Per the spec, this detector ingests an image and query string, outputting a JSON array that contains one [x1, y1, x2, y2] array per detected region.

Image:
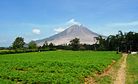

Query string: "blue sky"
[[0, 0, 138, 47]]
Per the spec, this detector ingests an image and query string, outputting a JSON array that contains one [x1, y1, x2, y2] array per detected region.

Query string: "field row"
[[0, 51, 121, 83]]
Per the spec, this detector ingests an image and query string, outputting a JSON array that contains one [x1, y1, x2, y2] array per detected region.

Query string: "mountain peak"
[[69, 24, 83, 28], [66, 24, 89, 32], [36, 24, 102, 46]]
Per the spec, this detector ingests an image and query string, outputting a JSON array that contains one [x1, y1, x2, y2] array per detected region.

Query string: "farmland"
[[0, 51, 121, 84], [126, 54, 138, 84]]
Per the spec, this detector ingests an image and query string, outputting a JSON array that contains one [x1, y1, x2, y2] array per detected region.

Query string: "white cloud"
[[54, 27, 65, 34], [66, 19, 81, 26], [53, 19, 82, 34], [32, 28, 41, 34]]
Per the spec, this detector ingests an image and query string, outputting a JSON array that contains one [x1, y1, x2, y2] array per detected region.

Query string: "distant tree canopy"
[[95, 35, 106, 50], [49, 43, 54, 49], [70, 38, 80, 51], [37, 42, 56, 51], [9, 31, 138, 53], [28, 41, 37, 49], [12, 37, 25, 49], [96, 31, 138, 52], [42, 41, 48, 49]]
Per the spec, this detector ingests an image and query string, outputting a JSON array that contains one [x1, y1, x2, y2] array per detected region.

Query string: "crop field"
[[0, 51, 121, 84], [126, 54, 138, 84]]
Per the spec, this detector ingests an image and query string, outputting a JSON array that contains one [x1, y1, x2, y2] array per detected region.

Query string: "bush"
[[0, 48, 57, 55], [0, 50, 16, 54]]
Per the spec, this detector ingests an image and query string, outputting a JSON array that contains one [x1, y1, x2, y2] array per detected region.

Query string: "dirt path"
[[85, 60, 116, 84], [114, 53, 128, 84]]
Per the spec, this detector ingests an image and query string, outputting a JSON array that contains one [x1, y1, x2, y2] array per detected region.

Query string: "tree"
[[106, 35, 118, 51], [42, 41, 48, 49], [28, 41, 37, 49], [95, 36, 106, 50], [49, 43, 54, 48], [12, 37, 25, 49], [70, 38, 80, 51], [48, 43, 56, 50]]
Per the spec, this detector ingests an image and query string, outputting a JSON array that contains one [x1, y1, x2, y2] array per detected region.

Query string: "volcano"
[[36, 25, 104, 46]]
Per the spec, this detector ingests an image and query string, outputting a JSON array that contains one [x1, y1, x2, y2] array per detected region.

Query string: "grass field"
[[126, 54, 138, 84], [0, 51, 121, 84]]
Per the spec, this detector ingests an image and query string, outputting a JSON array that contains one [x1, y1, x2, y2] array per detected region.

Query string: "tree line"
[[95, 31, 138, 52], [0, 31, 138, 54], [11, 37, 97, 51]]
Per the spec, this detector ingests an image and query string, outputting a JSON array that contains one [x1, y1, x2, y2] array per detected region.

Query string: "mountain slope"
[[36, 25, 102, 46]]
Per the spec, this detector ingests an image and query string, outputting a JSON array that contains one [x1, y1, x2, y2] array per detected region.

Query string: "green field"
[[0, 51, 120, 84], [126, 54, 138, 84]]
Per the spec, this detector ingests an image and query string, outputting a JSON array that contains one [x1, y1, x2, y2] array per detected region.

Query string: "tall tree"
[[42, 41, 48, 49], [49, 43, 54, 49], [95, 36, 106, 50], [12, 37, 25, 49], [70, 38, 80, 51], [28, 41, 37, 49]]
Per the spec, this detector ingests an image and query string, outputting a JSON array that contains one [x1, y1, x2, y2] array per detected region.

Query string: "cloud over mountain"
[[32, 28, 41, 34], [67, 19, 81, 26], [54, 27, 65, 34]]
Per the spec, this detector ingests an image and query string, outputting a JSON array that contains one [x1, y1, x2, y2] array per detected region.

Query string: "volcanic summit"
[[36, 25, 103, 46]]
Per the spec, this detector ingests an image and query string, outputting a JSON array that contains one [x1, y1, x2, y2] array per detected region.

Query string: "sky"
[[0, 0, 138, 47]]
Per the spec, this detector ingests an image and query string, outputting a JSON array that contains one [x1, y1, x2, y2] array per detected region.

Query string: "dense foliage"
[[12, 37, 25, 49], [69, 38, 80, 50], [0, 51, 120, 83], [28, 41, 37, 49], [96, 31, 138, 52]]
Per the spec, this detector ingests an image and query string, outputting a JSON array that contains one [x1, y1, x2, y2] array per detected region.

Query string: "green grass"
[[97, 76, 112, 84], [0, 51, 120, 84], [126, 54, 138, 84]]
